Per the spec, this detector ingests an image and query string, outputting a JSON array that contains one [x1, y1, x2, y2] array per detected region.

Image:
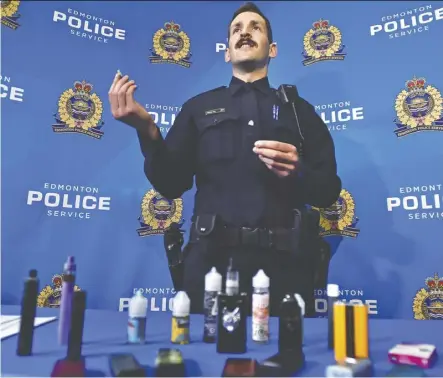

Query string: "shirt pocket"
[[271, 120, 301, 148], [195, 113, 238, 163]]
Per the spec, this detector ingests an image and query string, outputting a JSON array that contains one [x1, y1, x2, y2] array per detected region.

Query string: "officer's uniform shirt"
[[138, 76, 341, 229], [138, 76, 341, 313]]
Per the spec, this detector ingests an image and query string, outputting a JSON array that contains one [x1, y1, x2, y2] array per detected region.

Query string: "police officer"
[[109, 2, 341, 315]]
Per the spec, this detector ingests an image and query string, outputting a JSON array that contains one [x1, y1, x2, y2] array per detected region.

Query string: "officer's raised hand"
[[253, 140, 299, 178], [108, 71, 157, 137]]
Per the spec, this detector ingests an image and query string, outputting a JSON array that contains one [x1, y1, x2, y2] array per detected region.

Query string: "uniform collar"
[[229, 76, 272, 96]]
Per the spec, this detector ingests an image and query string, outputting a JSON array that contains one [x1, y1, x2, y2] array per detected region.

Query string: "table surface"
[[1, 306, 442, 377]]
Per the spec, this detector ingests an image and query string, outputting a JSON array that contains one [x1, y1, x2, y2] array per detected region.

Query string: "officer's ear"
[[225, 45, 231, 63], [268, 42, 277, 59]]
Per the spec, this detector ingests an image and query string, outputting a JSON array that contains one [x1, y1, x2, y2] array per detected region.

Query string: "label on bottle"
[[252, 293, 269, 342], [222, 306, 241, 332], [171, 315, 190, 344], [127, 316, 146, 344], [203, 290, 218, 340]]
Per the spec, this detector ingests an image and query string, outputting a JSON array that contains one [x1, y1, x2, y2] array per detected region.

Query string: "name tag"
[[205, 108, 225, 115]]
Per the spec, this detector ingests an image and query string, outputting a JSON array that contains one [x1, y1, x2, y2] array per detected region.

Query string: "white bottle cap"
[[205, 267, 222, 292], [128, 290, 148, 318], [327, 284, 340, 297], [172, 291, 190, 317], [294, 293, 305, 316], [252, 269, 270, 288]]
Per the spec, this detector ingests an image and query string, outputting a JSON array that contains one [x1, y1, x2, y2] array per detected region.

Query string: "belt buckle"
[[241, 227, 259, 246]]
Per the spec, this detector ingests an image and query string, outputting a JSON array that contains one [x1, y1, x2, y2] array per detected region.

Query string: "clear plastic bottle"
[[252, 269, 270, 343], [127, 290, 148, 344], [171, 291, 190, 344]]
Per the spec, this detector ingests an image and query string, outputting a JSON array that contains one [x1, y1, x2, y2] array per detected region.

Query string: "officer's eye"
[[232, 27, 240, 34], [253, 26, 261, 31]]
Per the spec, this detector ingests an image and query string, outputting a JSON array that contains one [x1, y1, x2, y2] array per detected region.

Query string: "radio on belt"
[[388, 343, 437, 369]]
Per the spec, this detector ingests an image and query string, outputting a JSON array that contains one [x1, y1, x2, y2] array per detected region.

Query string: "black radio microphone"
[[277, 84, 305, 156]]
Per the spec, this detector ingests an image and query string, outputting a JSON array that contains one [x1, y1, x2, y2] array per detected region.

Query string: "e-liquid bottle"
[[252, 269, 270, 343], [171, 291, 190, 344], [127, 290, 148, 344], [203, 267, 222, 343]]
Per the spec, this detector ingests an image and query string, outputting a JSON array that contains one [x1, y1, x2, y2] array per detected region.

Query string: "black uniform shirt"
[[138, 76, 341, 228]]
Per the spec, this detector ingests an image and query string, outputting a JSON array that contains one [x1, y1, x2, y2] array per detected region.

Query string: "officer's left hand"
[[253, 140, 299, 178]]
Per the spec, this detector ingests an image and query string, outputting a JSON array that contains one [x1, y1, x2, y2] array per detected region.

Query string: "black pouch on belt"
[[192, 214, 219, 251]]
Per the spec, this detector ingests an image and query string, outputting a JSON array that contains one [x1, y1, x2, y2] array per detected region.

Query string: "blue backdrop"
[[2, 0, 443, 320]]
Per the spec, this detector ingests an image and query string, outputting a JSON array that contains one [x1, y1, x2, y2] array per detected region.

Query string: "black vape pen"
[[67, 291, 87, 361], [17, 269, 39, 356]]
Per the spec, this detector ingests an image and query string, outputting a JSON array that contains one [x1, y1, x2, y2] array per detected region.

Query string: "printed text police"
[[369, 5, 443, 39], [27, 183, 111, 219], [53, 9, 126, 43]]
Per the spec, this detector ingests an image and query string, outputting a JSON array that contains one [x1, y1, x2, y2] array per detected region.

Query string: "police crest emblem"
[[1, 0, 21, 30], [149, 21, 192, 67], [302, 19, 346, 66], [37, 274, 81, 308], [394, 76, 443, 137], [313, 189, 360, 238], [52, 80, 105, 139], [413, 272, 443, 320], [137, 189, 184, 237]]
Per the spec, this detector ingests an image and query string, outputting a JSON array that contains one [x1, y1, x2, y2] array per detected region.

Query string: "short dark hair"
[[228, 2, 273, 43]]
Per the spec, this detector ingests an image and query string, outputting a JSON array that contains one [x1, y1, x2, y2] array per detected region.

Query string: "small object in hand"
[[109, 354, 145, 377], [325, 358, 373, 377], [155, 348, 185, 377], [222, 358, 257, 377]]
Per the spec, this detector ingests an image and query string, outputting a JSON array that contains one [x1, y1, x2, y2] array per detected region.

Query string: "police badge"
[[149, 21, 192, 67], [394, 76, 443, 137], [37, 274, 81, 308], [1, 0, 21, 30], [302, 19, 346, 66], [313, 189, 360, 238], [413, 273, 443, 320], [137, 189, 184, 237], [52, 80, 105, 139]]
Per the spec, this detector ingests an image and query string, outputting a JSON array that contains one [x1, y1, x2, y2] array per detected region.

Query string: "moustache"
[[235, 38, 257, 49]]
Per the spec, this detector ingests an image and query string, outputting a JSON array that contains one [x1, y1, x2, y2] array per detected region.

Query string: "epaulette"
[[207, 86, 227, 93]]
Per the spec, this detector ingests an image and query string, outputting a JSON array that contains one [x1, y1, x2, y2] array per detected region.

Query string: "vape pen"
[[17, 269, 39, 356], [58, 256, 76, 345]]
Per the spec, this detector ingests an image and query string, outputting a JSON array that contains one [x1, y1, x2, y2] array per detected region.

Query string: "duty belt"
[[190, 224, 299, 252]]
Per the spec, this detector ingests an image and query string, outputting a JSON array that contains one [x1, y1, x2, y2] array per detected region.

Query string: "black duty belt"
[[190, 224, 299, 252]]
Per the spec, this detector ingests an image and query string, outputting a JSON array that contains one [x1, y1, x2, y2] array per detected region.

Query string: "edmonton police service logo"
[[394, 76, 443, 137], [52, 80, 105, 139], [149, 21, 192, 67], [313, 189, 360, 238], [37, 274, 81, 308], [302, 19, 346, 66], [137, 189, 184, 237], [1, 0, 21, 30], [413, 272, 443, 320]]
